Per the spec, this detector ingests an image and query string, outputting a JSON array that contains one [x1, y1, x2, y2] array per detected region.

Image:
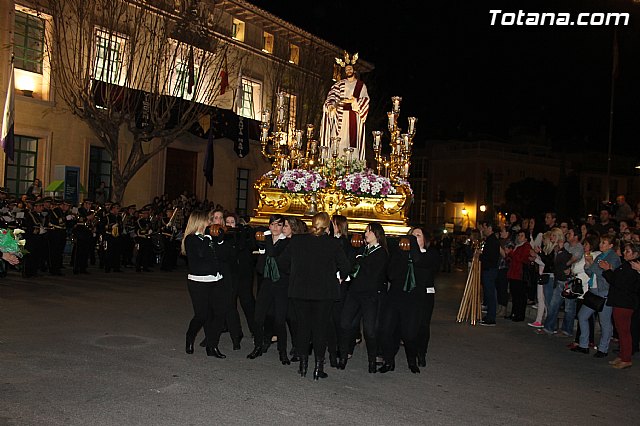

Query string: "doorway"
[[164, 148, 197, 201]]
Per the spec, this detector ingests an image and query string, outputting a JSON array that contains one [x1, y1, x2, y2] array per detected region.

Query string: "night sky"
[[250, 0, 640, 156]]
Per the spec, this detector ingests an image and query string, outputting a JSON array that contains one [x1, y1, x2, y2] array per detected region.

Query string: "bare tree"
[[38, 0, 238, 202]]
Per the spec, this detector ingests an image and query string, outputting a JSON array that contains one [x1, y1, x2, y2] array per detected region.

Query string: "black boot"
[[247, 345, 263, 359], [337, 357, 347, 370], [206, 346, 226, 358], [298, 355, 309, 377], [368, 360, 377, 374], [329, 352, 339, 368], [185, 336, 195, 355], [378, 360, 395, 373], [290, 347, 300, 363], [417, 353, 427, 367], [313, 357, 328, 380], [199, 338, 206, 348], [408, 363, 421, 374], [279, 351, 291, 365]]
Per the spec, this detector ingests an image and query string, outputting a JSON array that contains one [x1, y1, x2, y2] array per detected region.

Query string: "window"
[[237, 77, 262, 120], [262, 32, 274, 54], [4, 135, 38, 197], [232, 18, 245, 42], [14, 10, 44, 74], [289, 44, 299, 65], [236, 168, 249, 216], [88, 146, 112, 202], [94, 29, 127, 85], [170, 61, 199, 100]]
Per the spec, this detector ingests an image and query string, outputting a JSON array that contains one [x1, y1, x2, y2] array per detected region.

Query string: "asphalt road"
[[1, 263, 639, 426]]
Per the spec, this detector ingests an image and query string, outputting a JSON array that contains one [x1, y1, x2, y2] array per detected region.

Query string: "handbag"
[[537, 274, 550, 286], [582, 291, 606, 312]]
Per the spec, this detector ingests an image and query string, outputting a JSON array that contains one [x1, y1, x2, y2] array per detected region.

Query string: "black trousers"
[[416, 292, 435, 357], [496, 268, 509, 307], [103, 234, 121, 272], [254, 280, 289, 352], [234, 268, 257, 336], [224, 273, 244, 344], [327, 284, 348, 358], [135, 237, 153, 270], [340, 292, 379, 362], [293, 299, 333, 360], [509, 278, 527, 320], [186, 279, 229, 348], [46, 229, 66, 273], [379, 294, 420, 365], [72, 237, 91, 273]]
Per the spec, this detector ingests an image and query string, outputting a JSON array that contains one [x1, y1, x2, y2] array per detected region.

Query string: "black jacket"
[[387, 236, 441, 298], [604, 261, 640, 310], [184, 234, 222, 277], [480, 233, 500, 271], [283, 234, 350, 300], [256, 235, 290, 287], [348, 243, 389, 296]]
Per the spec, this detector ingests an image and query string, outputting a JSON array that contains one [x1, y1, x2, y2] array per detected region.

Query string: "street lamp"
[[461, 207, 470, 230]]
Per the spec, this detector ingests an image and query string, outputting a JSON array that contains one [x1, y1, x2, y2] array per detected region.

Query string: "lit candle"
[[387, 112, 396, 132], [262, 109, 271, 125], [277, 107, 285, 125], [277, 92, 285, 109], [401, 134, 410, 150], [331, 137, 340, 156], [306, 124, 314, 139], [391, 96, 402, 113], [260, 126, 269, 143], [295, 130, 303, 149], [407, 117, 417, 135], [372, 130, 382, 151]]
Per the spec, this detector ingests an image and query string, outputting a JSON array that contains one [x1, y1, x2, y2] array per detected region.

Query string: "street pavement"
[[1, 263, 639, 426]]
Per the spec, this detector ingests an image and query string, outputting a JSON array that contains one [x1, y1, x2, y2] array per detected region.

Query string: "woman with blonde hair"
[[528, 230, 556, 328], [181, 210, 229, 358], [283, 212, 350, 379]]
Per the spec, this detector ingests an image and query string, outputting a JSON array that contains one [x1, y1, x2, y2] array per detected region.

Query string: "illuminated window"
[[289, 44, 299, 65], [14, 10, 44, 74], [4, 135, 38, 197], [88, 146, 112, 201], [232, 18, 245, 42], [262, 32, 274, 54], [171, 61, 199, 100], [237, 77, 262, 120], [93, 29, 127, 85]]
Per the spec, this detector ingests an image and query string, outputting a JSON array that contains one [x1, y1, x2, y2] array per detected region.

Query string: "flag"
[[203, 114, 214, 186], [187, 46, 195, 95], [612, 30, 619, 80], [1, 63, 15, 162], [219, 53, 229, 95], [233, 68, 243, 112]]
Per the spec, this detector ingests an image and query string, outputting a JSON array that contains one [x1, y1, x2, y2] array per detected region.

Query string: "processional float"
[[249, 94, 417, 236]]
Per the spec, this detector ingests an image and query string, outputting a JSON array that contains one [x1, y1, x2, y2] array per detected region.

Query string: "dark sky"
[[250, 0, 640, 155]]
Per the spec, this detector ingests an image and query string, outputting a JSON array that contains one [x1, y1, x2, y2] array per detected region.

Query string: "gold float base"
[[249, 178, 413, 236]]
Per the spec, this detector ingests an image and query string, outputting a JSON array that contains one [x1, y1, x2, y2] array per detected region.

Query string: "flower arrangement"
[[395, 178, 414, 195], [0, 228, 28, 258], [272, 169, 327, 193], [336, 169, 396, 198], [318, 158, 366, 179]]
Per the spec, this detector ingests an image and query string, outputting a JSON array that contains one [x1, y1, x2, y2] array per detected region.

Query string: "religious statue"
[[319, 51, 369, 163]]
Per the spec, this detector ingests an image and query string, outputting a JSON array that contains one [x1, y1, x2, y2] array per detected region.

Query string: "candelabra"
[[373, 96, 417, 182], [260, 93, 319, 173], [259, 92, 288, 173]]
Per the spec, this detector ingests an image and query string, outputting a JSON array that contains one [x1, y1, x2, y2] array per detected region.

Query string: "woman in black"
[[284, 212, 350, 379], [182, 210, 229, 358], [247, 214, 291, 364], [338, 222, 389, 373]]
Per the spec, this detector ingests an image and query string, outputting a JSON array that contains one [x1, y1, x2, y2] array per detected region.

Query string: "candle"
[[391, 96, 402, 113], [277, 92, 285, 109], [407, 117, 417, 135], [331, 137, 340, 156], [295, 130, 303, 149], [262, 109, 271, 125], [260, 126, 269, 143], [372, 130, 382, 151], [277, 107, 285, 125], [401, 133, 410, 150], [387, 112, 396, 132], [306, 124, 314, 139]]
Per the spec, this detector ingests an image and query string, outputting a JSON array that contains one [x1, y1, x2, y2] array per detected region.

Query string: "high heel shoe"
[[185, 336, 195, 355], [279, 351, 291, 365], [313, 357, 328, 380], [206, 347, 226, 358], [247, 345, 263, 359], [368, 361, 377, 374], [378, 360, 395, 373], [298, 356, 309, 377], [329, 353, 339, 368], [408, 363, 421, 374]]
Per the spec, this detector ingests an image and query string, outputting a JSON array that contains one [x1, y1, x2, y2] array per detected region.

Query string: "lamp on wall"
[[16, 74, 36, 97]]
